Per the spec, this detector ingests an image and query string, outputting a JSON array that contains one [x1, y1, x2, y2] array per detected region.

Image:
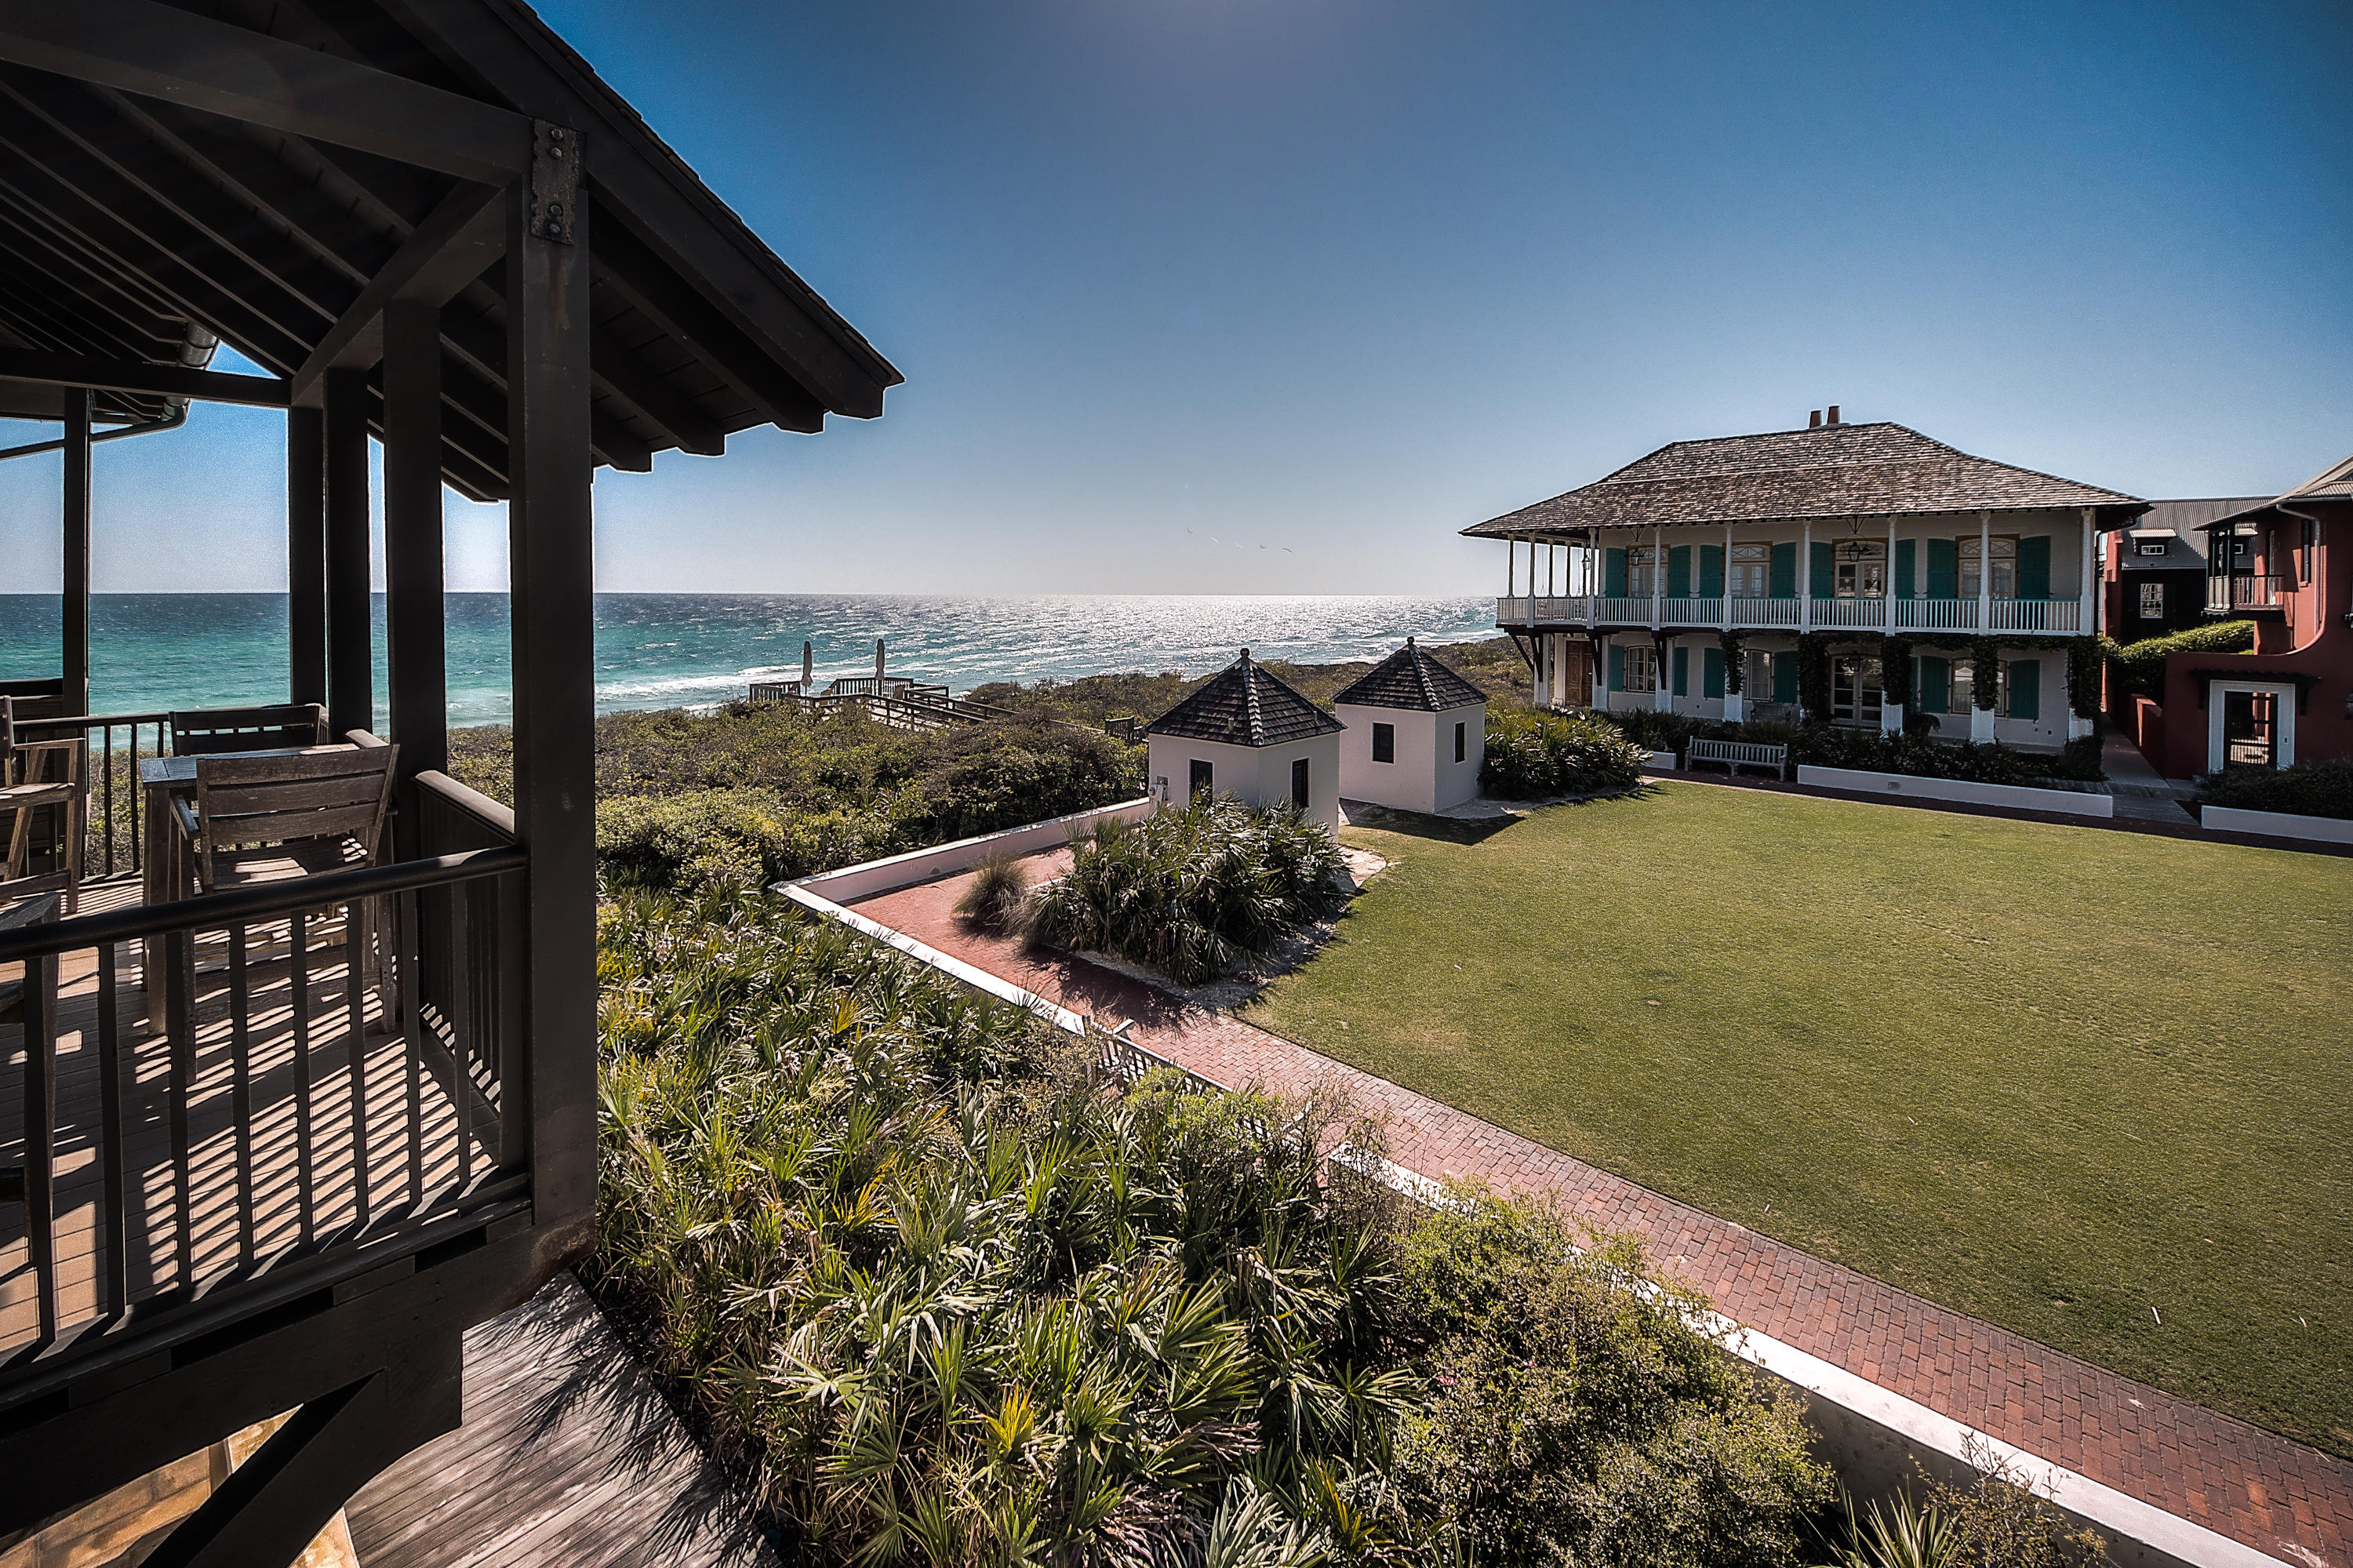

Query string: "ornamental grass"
[[1027, 795, 1348, 985], [589, 889, 1829, 1566]]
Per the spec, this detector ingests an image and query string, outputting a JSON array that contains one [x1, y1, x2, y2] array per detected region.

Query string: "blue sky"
[[2, 0, 2348, 595]]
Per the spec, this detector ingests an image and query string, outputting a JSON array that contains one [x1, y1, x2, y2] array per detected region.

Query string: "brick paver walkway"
[[849, 862, 2352, 1568]]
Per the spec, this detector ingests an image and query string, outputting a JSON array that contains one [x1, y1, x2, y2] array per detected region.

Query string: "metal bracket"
[[529, 121, 580, 244]]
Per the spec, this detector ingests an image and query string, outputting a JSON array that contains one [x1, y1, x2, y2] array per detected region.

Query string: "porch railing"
[[2207, 575, 2282, 612], [0, 831, 526, 1380], [1495, 595, 2082, 635], [11, 710, 171, 879]]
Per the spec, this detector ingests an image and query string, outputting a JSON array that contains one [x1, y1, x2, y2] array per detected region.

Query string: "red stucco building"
[[2131, 453, 2353, 777]]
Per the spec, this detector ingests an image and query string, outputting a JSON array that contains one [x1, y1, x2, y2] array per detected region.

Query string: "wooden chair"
[[173, 745, 400, 1001], [0, 890, 62, 1206], [1, 696, 83, 914], [169, 702, 329, 757]]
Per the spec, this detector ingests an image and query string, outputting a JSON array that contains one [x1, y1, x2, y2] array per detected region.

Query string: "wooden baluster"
[[24, 947, 58, 1340], [451, 886, 473, 1186], [97, 941, 126, 1314], [291, 909, 315, 1247], [229, 925, 255, 1270], [402, 886, 424, 1205], [163, 926, 195, 1292], [346, 897, 369, 1231]]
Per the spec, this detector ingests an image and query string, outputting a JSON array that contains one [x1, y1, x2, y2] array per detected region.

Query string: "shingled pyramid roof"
[[1332, 639, 1486, 712], [1460, 421, 2145, 539], [1144, 652, 1345, 748]]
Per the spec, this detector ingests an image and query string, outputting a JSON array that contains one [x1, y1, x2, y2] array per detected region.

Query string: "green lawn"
[[1242, 782, 2353, 1456]]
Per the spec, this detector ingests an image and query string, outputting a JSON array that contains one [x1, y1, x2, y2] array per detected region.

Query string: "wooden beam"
[[383, 300, 446, 782], [287, 406, 325, 707], [590, 221, 827, 434], [502, 177, 593, 1248], [291, 182, 508, 404], [0, 346, 289, 406], [61, 387, 89, 718], [380, 0, 898, 414], [0, 0, 532, 184], [323, 368, 373, 737]]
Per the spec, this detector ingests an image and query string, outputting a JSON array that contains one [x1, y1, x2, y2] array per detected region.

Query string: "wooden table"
[[137, 745, 354, 1024]]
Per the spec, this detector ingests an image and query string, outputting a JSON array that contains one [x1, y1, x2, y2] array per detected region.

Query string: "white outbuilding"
[[1144, 650, 1345, 835], [1333, 638, 1487, 814]]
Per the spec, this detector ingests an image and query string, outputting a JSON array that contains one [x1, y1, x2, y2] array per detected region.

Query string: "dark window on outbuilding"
[[1454, 721, 1466, 762], [1291, 756, 1311, 807], [1189, 759, 1213, 799], [1372, 722, 1395, 763]]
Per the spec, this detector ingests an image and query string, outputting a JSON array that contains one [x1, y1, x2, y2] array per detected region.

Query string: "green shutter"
[[1667, 545, 1692, 599], [1895, 538, 1915, 598], [1809, 541, 1834, 598], [1701, 646, 1725, 700], [1926, 538, 1958, 598], [1605, 548, 1627, 598], [1773, 653, 1798, 703], [2017, 535, 2051, 598], [2007, 659, 2041, 720], [1609, 644, 1625, 691], [1699, 544, 1724, 597], [1769, 542, 1797, 598], [1922, 656, 1951, 713], [1672, 645, 1689, 696]]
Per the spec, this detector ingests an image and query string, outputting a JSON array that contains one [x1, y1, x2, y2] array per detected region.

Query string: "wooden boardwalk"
[[2, 877, 496, 1356], [345, 1275, 778, 1568]]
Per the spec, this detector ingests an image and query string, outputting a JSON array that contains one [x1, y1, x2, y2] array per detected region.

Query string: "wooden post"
[[504, 134, 594, 1232], [1799, 518, 1813, 632], [61, 387, 91, 718], [1651, 524, 1664, 629], [323, 367, 373, 737], [2078, 507, 2096, 635], [1977, 509, 1992, 631], [286, 406, 326, 707], [383, 299, 446, 784]]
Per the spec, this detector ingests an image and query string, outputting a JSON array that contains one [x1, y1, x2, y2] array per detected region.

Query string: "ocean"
[[0, 593, 1498, 728]]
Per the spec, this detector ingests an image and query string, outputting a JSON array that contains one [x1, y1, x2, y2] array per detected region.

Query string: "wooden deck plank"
[[345, 1276, 777, 1568]]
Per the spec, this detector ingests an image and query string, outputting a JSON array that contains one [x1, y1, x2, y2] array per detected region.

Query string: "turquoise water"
[[0, 594, 1497, 728]]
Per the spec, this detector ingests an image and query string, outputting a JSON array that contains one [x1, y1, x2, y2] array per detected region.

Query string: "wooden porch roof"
[[0, 0, 901, 500]]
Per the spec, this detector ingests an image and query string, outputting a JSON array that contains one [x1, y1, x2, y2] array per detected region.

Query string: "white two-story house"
[[1468, 415, 2148, 746]]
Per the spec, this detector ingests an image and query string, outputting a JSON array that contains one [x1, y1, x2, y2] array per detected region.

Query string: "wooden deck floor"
[[2, 877, 496, 1358], [344, 1275, 778, 1568]]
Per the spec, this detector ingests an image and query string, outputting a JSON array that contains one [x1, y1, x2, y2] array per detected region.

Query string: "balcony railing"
[[1496, 595, 2083, 635], [0, 770, 526, 1375], [2207, 574, 2283, 612]]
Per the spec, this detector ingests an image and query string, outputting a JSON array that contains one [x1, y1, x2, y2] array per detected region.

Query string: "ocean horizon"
[[0, 592, 1498, 728]]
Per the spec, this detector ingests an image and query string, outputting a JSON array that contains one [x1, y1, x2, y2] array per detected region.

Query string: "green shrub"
[[1028, 795, 1346, 984], [595, 788, 799, 893], [1812, 1446, 2108, 1566], [1482, 707, 1649, 799], [1790, 727, 2104, 785], [1393, 1189, 1831, 1566], [590, 890, 1407, 1563], [2198, 759, 2353, 821], [2101, 620, 2256, 700], [953, 849, 1034, 933], [1607, 706, 1724, 754]]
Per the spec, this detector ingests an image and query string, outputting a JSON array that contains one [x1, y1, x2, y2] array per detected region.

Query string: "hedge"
[[2198, 759, 2353, 822], [2103, 620, 2257, 700]]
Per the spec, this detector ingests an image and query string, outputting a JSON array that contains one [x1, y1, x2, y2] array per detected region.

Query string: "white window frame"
[[2137, 580, 2166, 620], [1623, 645, 1660, 693], [2206, 682, 2298, 773]]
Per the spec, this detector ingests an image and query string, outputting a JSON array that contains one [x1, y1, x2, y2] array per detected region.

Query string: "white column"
[[1799, 518, 1813, 631], [1592, 634, 1609, 710], [2069, 506, 2097, 740], [1881, 515, 1904, 733], [1654, 635, 1673, 713], [1722, 522, 1734, 631], [1977, 510, 1992, 632], [1651, 524, 1664, 629]]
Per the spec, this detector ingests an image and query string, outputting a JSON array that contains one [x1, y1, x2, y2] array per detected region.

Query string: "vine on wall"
[[1720, 630, 1746, 695], [1970, 638, 2002, 711], [1798, 634, 1833, 717], [1879, 635, 1913, 710]]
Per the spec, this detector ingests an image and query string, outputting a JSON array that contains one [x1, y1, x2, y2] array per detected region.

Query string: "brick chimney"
[[1827, 405, 1841, 425], [1808, 410, 1821, 428]]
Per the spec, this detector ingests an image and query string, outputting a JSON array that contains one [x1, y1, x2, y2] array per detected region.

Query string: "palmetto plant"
[[591, 887, 1408, 1566], [1027, 795, 1347, 985]]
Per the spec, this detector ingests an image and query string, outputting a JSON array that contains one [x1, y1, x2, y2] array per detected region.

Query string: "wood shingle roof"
[[1144, 652, 1344, 748], [1461, 422, 2146, 540], [1332, 639, 1485, 712]]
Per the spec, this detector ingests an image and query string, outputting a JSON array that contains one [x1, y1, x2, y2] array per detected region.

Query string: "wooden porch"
[[2, 783, 518, 1362]]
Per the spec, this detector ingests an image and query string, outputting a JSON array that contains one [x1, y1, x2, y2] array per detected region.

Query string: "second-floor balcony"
[[2206, 574, 2284, 613], [1495, 595, 2086, 636]]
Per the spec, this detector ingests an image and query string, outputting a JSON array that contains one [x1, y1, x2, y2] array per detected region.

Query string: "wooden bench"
[[1686, 737, 1789, 779]]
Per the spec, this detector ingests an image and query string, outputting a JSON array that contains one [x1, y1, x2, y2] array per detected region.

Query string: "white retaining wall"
[[2199, 805, 2353, 846], [1796, 765, 2115, 818], [790, 797, 1157, 903]]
